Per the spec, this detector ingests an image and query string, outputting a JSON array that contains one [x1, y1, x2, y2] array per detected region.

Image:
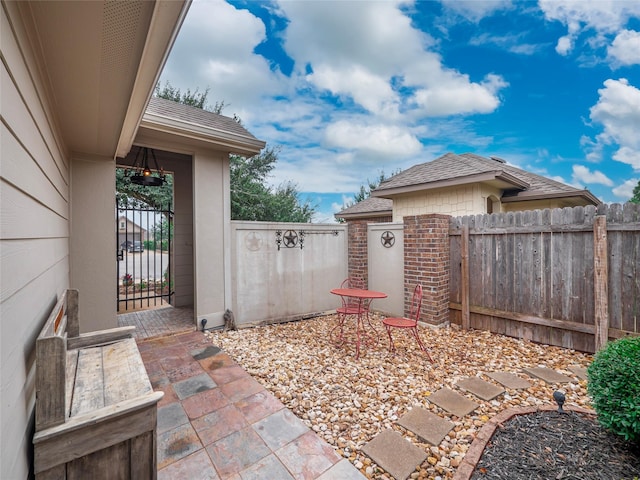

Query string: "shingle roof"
[[335, 197, 393, 219], [146, 96, 261, 142], [373, 152, 600, 204]]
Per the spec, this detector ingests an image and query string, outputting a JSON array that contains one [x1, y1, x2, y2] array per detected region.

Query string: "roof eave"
[[334, 210, 392, 220], [501, 190, 601, 205], [140, 112, 266, 156]]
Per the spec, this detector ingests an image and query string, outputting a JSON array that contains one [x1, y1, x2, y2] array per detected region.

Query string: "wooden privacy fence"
[[449, 203, 639, 353]]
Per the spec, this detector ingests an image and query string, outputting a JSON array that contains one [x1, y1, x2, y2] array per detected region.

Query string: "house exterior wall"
[[502, 198, 576, 212], [392, 184, 503, 221], [1, 4, 70, 477], [70, 156, 118, 332]]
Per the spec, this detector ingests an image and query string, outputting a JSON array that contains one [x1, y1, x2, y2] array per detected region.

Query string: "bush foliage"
[[587, 336, 640, 443]]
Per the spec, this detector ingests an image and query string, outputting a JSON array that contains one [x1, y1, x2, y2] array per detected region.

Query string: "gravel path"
[[206, 314, 593, 479]]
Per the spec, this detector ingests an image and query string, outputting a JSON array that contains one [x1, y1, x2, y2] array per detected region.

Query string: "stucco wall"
[[1, 4, 70, 477], [392, 184, 504, 221]]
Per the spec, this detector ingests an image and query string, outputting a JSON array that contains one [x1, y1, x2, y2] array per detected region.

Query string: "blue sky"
[[160, 0, 640, 222]]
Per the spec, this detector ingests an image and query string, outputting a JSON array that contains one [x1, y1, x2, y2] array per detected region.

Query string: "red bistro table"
[[330, 288, 387, 359]]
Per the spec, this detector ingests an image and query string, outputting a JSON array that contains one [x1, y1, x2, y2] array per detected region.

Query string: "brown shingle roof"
[[146, 96, 262, 142], [372, 152, 600, 204], [334, 197, 392, 220]]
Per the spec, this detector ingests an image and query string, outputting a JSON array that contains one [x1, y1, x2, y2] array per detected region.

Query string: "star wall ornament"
[[381, 231, 395, 248]]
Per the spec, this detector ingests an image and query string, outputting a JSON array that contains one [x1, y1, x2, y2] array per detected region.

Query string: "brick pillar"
[[347, 220, 368, 287], [404, 214, 450, 325]]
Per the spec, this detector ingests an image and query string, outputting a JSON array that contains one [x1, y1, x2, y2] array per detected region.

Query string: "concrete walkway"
[[138, 331, 365, 479]]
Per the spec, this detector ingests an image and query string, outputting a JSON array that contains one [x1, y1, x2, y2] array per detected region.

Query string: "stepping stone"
[[456, 377, 504, 401], [569, 365, 588, 380], [428, 388, 478, 418], [523, 367, 572, 384], [487, 372, 532, 389], [397, 407, 453, 446], [362, 429, 427, 480]]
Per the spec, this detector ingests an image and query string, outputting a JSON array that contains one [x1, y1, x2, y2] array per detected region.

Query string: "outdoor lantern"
[[129, 146, 165, 187]]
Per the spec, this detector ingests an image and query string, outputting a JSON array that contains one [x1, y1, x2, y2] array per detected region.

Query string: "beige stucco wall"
[[392, 184, 504, 221], [502, 198, 576, 212], [70, 156, 117, 332], [1, 4, 70, 477]]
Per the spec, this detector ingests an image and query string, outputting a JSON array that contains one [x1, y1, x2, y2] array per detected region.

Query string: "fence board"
[[448, 203, 640, 353]]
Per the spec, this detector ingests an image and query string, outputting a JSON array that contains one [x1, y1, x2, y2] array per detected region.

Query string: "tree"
[[345, 169, 400, 208], [230, 147, 315, 222], [116, 168, 173, 210], [154, 81, 226, 113], [631, 180, 640, 204]]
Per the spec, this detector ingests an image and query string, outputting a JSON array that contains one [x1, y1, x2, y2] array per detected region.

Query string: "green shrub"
[[587, 336, 640, 443]]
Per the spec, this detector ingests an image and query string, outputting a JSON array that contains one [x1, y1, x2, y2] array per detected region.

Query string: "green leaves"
[[587, 336, 640, 443]]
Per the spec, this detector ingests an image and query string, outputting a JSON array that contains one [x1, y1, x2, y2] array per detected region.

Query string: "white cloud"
[[325, 121, 423, 157], [571, 165, 614, 186], [608, 30, 640, 66], [588, 78, 640, 170], [612, 178, 640, 200], [469, 33, 543, 55]]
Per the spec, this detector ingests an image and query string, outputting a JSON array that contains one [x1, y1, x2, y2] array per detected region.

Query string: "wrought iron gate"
[[116, 204, 173, 311]]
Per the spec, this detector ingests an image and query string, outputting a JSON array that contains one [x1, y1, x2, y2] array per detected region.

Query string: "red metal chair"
[[382, 284, 433, 361], [331, 278, 369, 344]]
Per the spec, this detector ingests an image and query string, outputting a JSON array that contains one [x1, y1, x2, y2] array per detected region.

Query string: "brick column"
[[404, 214, 450, 325], [347, 220, 368, 286]]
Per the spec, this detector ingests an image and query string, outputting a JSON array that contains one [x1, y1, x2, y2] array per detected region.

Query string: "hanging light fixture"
[[128, 147, 165, 186]]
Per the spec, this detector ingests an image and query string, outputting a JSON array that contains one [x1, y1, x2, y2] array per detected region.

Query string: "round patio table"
[[330, 288, 387, 359]]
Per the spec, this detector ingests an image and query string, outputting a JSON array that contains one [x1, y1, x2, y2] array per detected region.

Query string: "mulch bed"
[[471, 410, 640, 479]]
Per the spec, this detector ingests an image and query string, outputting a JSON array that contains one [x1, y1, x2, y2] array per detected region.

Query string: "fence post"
[[461, 224, 470, 331], [593, 215, 609, 350], [347, 221, 369, 286]]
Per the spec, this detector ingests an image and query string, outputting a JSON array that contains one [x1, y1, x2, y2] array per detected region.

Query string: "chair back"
[[339, 278, 368, 310], [407, 284, 423, 324]]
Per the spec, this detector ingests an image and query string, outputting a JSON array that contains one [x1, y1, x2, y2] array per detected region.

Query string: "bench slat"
[[70, 347, 105, 417], [65, 350, 79, 418], [103, 339, 152, 405]]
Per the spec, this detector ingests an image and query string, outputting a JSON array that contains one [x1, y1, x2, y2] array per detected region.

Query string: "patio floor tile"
[[236, 390, 285, 424], [158, 402, 190, 434], [456, 377, 505, 401], [275, 430, 341, 480], [486, 371, 532, 389], [192, 345, 222, 360], [192, 404, 248, 446], [158, 449, 218, 480], [219, 376, 265, 403], [253, 408, 310, 451], [173, 372, 218, 400], [428, 388, 479, 418], [522, 367, 573, 384], [182, 387, 229, 420], [209, 364, 252, 385], [157, 422, 202, 470], [316, 459, 367, 480], [397, 406, 453, 445], [165, 361, 207, 383], [361, 429, 426, 480], [206, 427, 271, 477], [238, 453, 295, 480]]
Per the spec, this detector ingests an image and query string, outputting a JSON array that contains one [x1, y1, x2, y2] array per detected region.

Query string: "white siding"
[[1, 4, 70, 478]]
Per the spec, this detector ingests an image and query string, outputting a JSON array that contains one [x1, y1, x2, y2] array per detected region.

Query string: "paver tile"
[[428, 388, 478, 418], [456, 377, 504, 401], [523, 367, 572, 384], [182, 387, 229, 420], [486, 372, 532, 389], [238, 453, 294, 480], [157, 423, 202, 470], [316, 459, 367, 480], [361, 429, 427, 480], [207, 427, 271, 477], [158, 402, 190, 434], [236, 390, 285, 424], [220, 376, 265, 403], [158, 449, 218, 480], [192, 404, 248, 446], [209, 365, 251, 385], [275, 430, 341, 480], [569, 365, 588, 380], [397, 406, 453, 445], [192, 345, 222, 360], [172, 373, 217, 400], [253, 409, 309, 451]]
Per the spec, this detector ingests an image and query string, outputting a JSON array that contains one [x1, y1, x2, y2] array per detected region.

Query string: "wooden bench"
[[33, 289, 163, 479]]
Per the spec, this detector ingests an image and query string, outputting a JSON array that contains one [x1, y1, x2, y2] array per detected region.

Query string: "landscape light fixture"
[[129, 146, 165, 187]]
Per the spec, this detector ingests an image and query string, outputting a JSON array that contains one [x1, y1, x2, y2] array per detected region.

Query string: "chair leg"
[[385, 325, 396, 353], [411, 326, 433, 362], [330, 314, 346, 346]]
